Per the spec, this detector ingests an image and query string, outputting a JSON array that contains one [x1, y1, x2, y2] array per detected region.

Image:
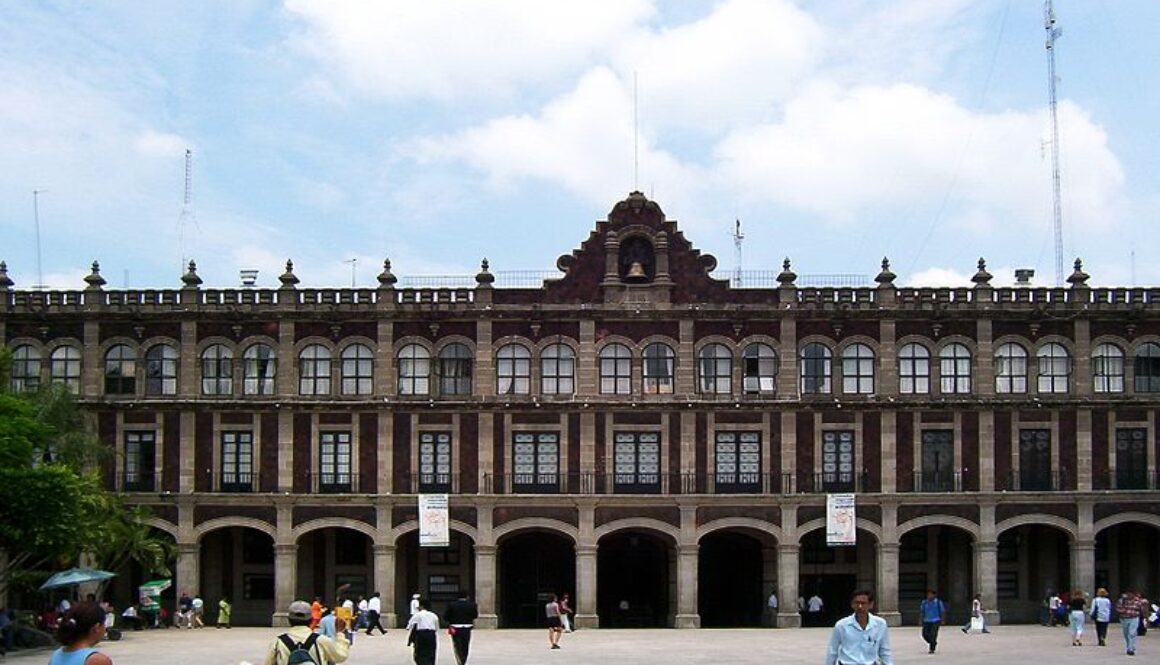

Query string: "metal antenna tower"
[[732, 219, 744, 286], [1044, 0, 1064, 286], [32, 189, 46, 290], [179, 148, 195, 271]]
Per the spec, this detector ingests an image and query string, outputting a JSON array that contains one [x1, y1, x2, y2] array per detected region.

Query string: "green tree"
[[91, 502, 175, 582]]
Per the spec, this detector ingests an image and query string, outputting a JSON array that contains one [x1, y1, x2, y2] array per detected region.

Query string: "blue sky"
[[2, 1, 1158, 290]]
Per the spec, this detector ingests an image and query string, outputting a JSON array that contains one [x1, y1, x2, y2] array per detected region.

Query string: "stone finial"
[[84, 261, 107, 290], [376, 258, 397, 286], [1067, 258, 1090, 288], [0, 261, 13, 290], [181, 260, 203, 288], [971, 257, 993, 287], [279, 259, 299, 288], [476, 258, 495, 285], [777, 257, 797, 286], [875, 257, 896, 286]]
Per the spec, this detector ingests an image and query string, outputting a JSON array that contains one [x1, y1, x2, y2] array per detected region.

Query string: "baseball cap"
[[288, 601, 311, 621]]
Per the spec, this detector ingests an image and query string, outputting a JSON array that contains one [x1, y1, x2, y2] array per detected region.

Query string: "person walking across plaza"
[[824, 589, 894, 665], [217, 597, 231, 629], [1091, 587, 1112, 646], [1116, 588, 1147, 656], [365, 592, 387, 636], [1068, 589, 1087, 646], [545, 594, 564, 649], [49, 602, 114, 665], [444, 592, 479, 665], [405, 597, 439, 665], [806, 593, 824, 627], [961, 593, 989, 634], [919, 589, 946, 654], [263, 600, 348, 665], [558, 593, 574, 633], [767, 590, 779, 628]]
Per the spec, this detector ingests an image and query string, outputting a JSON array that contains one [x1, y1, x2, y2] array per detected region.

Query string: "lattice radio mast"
[[178, 148, 196, 272], [1044, 0, 1065, 286], [732, 219, 744, 286]]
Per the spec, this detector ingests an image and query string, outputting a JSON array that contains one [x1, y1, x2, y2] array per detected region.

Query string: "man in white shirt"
[[365, 592, 387, 635], [767, 591, 779, 627], [406, 597, 439, 665], [807, 593, 825, 627], [824, 590, 893, 665], [410, 593, 421, 617]]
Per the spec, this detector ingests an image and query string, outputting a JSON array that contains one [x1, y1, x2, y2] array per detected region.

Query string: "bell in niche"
[[624, 260, 648, 283]]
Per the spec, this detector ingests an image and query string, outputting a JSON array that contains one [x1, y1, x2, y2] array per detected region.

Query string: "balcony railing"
[[312, 471, 360, 494], [999, 470, 1071, 492], [1093, 469, 1160, 491], [218, 472, 258, 493], [907, 470, 967, 493], [400, 472, 461, 494], [116, 471, 156, 493], [477, 472, 877, 495]]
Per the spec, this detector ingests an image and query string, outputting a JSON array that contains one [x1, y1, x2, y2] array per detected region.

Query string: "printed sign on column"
[[418, 493, 450, 547], [826, 492, 857, 546]]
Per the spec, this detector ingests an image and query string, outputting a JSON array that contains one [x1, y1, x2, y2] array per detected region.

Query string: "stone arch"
[[996, 514, 1077, 540], [493, 518, 578, 545], [194, 516, 276, 541], [1094, 511, 1160, 535], [593, 517, 680, 545], [897, 515, 980, 541], [292, 517, 377, 543], [142, 517, 178, 539], [388, 519, 478, 545], [696, 517, 782, 544], [797, 517, 882, 544]]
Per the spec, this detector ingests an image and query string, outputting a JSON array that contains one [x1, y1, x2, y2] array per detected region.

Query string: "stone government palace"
[[2, 191, 1158, 628]]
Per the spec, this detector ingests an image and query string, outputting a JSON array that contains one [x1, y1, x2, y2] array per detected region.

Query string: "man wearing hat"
[[263, 600, 350, 665]]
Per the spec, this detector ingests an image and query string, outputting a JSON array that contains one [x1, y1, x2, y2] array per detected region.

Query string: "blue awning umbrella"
[[39, 567, 117, 591]]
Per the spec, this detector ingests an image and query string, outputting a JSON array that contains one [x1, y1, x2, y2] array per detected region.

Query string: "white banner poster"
[[826, 493, 857, 546], [418, 493, 450, 547]]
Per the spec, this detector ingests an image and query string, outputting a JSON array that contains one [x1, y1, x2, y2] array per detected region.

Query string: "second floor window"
[[1018, 429, 1052, 491], [496, 344, 531, 395], [438, 343, 473, 396], [319, 431, 352, 492], [841, 343, 875, 394], [995, 343, 1027, 394], [145, 344, 178, 395], [513, 432, 560, 492], [599, 343, 631, 395], [1092, 343, 1124, 393], [821, 430, 855, 491], [243, 344, 277, 395], [898, 343, 930, 394], [642, 343, 675, 394], [715, 431, 761, 492], [800, 343, 831, 395], [104, 344, 136, 395], [938, 343, 972, 394], [613, 432, 660, 492], [341, 344, 373, 395], [419, 432, 452, 491], [697, 344, 732, 395], [540, 344, 575, 395], [201, 344, 233, 396], [398, 344, 430, 395], [10, 344, 41, 393], [221, 431, 254, 492], [1134, 342, 1160, 393], [1036, 343, 1071, 394], [299, 344, 332, 396], [742, 343, 777, 395], [123, 431, 156, 492], [50, 345, 82, 394]]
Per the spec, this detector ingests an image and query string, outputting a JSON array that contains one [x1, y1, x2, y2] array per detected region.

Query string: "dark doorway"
[[497, 531, 575, 628], [597, 531, 671, 627], [698, 531, 764, 627], [800, 574, 856, 627]]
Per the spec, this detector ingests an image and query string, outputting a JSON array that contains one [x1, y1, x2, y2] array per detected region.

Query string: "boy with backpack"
[[263, 600, 350, 665]]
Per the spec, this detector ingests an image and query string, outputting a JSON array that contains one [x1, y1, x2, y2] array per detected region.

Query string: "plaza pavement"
[[3, 624, 1148, 665]]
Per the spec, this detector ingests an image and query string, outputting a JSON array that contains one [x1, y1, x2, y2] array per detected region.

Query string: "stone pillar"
[[373, 544, 398, 628], [973, 541, 1000, 626], [880, 410, 897, 493], [273, 543, 296, 626], [475, 319, 495, 397], [1074, 501, 1095, 596], [574, 545, 599, 628], [976, 319, 994, 397], [675, 545, 700, 628], [179, 320, 198, 397], [179, 410, 196, 492], [876, 543, 902, 626], [277, 320, 295, 396], [978, 410, 995, 492], [778, 317, 798, 398], [82, 320, 100, 398], [878, 319, 898, 396], [577, 320, 597, 395], [474, 546, 498, 628], [1076, 409, 1093, 491], [676, 319, 695, 394], [762, 546, 778, 627], [278, 410, 294, 492], [175, 542, 200, 600], [776, 544, 802, 628]]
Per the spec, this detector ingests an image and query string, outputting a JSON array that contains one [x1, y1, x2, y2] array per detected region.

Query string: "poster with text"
[[826, 492, 857, 546], [419, 493, 450, 547]]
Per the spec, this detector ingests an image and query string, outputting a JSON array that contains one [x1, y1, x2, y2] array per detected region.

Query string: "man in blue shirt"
[[920, 589, 947, 654], [824, 590, 893, 665]]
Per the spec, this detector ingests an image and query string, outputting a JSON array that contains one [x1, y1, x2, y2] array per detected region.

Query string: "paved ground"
[[3, 624, 1149, 665]]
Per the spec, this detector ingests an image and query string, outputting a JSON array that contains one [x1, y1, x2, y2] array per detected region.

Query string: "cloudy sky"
[[2, 1, 1157, 290]]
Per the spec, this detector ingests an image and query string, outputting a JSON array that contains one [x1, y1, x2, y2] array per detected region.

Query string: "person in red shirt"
[[310, 597, 324, 630]]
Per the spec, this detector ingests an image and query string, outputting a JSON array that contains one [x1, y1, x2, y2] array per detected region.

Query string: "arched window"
[[898, 343, 930, 394], [697, 343, 732, 395], [496, 344, 531, 395], [243, 343, 277, 395], [995, 343, 1027, 394], [742, 343, 777, 395], [800, 343, 831, 395], [104, 344, 137, 395], [200, 344, 233, 395], [939, 343, 971, 394], [438, 343, 473, 396], [10, 344, 41, 393], [397, 344, 430, 395], [298, 344, 331, 396], [540, 343, 575, 395], [1092, 343, 1124, 393], [1134, 342, 1160, 393], [341, 344, 374, 395], [642, 343, 675, 394], [145, 344, 178, 395], [1036, 343, 1071, 394], [841, 343, 875, 394], [599, 343, 632, 395]]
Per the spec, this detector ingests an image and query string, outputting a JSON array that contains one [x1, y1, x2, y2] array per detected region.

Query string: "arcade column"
[[474, 545, 498, 628]]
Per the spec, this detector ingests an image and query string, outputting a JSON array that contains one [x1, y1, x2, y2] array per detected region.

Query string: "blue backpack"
[[279, 633, 319, 665]]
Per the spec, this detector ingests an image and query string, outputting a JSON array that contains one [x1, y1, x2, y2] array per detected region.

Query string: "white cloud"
[[134, 130, 188, 158]]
